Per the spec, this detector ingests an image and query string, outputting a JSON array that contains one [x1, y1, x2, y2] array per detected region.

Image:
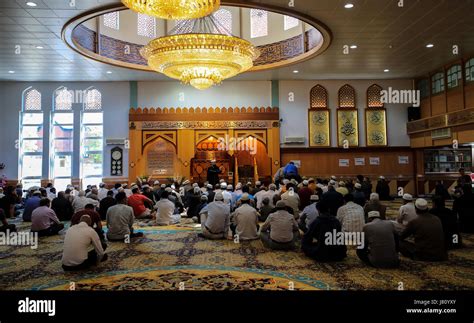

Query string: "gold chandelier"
[[140, 18, 260, 90], [122, 0, 220, 20]]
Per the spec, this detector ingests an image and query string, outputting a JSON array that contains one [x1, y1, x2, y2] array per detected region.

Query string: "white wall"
[[279, 79, 413, 147], [0, 82, 130, 181], [137, 81, 272, 108]]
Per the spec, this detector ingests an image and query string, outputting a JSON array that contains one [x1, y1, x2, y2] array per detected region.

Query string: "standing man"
[[207, 160, 221, 186]]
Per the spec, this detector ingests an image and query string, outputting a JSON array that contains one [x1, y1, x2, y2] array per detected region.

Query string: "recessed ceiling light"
[[35, 46, 43, 49], [293, 70, 299, 74], [344, 3, 354, 9], [106, 71, 113, 74], [384, 69, 390, 73], [350, 45, 357, 49], [426, 44, 434, 48], [26, 2, 37, 7], [8, 71, 15, 74]]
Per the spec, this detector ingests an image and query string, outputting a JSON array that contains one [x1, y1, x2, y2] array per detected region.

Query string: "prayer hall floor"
[[1, 200, 473, 291]]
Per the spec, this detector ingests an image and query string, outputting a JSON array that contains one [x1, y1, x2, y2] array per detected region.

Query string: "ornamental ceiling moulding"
[[134, 120, 278, 130]]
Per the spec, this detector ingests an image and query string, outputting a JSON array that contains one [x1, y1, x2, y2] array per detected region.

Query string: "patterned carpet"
[[1, 199, 473, 291]]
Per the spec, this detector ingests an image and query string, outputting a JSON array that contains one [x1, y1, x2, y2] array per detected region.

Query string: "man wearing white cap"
[[198, 192, 230, 240], [399, 198, 447, 261], [298, 180, 313, 211], [357, 211, 399, 268], [352, 182, 367, 207], [336, 181, 349, 196], [98, 183, 108, 201], [397, 193, 417, 228], [260, 200, 299, 250], [262, 184, 279, 208], [254, 183, 267, 210], [299, 194, 319, 232], [230, 193, 259, 240]]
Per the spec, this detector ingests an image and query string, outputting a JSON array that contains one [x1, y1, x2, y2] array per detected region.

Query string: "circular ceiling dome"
[[62, 3, 331, 73]]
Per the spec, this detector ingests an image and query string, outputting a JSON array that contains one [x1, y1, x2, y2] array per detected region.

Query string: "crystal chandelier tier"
[[140, 16, 260, 90], [122, 0, 220, 20]]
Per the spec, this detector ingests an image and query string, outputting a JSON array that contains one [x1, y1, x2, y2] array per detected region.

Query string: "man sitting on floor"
[[31, 198, 64, 237], [155, 191, 180, 226], [399, 198, 448, 262], [106, 192, 143, 241], [0, 209, 16, 233], [336, 193, 365, 234], [62, 215, 107, 271], [357, 211, 399, 268], [230, 193, 259, 241], [198, 192, 230, 240], [298, 194, 319, 233], [71, 203, 106, 248], [128, 186, 154, 219], [260, 200, 299, 250], [301, 199, 347, 261]]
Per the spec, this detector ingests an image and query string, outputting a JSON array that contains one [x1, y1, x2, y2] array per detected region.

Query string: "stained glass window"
[[250, 9, 268, 38], [284, 15, 299, 30], [137, 13, 156, 38], [104, 12, 119, 30]]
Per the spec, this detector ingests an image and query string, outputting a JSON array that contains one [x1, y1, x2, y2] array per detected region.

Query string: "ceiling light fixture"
[[426, 43, 434, 48], [344, 3, 354, 9], [141, 16, 259, 90], [26, 2, 37, 7], [122, 0, 220, 19]]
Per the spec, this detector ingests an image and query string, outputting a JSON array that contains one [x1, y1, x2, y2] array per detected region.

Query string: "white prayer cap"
[[415, 198, 428, 210], [370, 193, 379, 201], [368, 211, 380, 219], [402, 193, 413, 201]]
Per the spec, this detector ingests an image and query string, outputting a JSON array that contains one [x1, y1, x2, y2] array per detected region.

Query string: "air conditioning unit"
[[431, 128, 451, 140], [106, 138, 126, 145], [284, 136, 306, 144]]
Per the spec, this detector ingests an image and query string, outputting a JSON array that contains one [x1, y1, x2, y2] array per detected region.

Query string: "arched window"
[[137, 13, 156, 38], [213, 8, 232, 33], [284, 15, 299, 30], [81, 87, 104, 189], [465, 58, 474, 82], [431, 72, 445, 94], [338, 84, 356, 108], [19, 88, 44, 189], [250, 9, 268, 38], [310, 84, 328, 108], [104, 11, 119, 30], [50, 86, 74, 191], [367, 84, 384, 108], [447, 65, 462, 89]]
